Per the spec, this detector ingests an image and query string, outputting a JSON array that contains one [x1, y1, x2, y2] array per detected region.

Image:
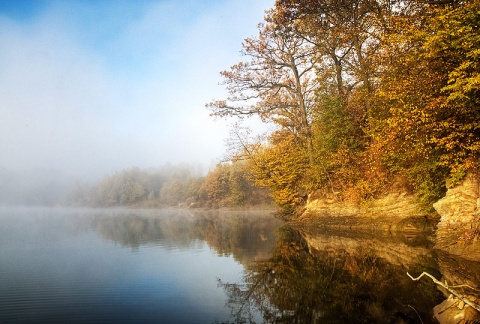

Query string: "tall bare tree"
[[207, 12, 319, 161]]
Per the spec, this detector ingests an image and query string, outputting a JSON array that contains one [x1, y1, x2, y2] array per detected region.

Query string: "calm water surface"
[[0, 207, 280, 323], [0, 207, 478, 323]]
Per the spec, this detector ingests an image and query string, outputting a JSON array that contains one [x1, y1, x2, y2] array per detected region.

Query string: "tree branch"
[[407, 272, 480, 313]]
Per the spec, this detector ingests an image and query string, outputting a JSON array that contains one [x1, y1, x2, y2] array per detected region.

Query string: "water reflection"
[[80, 209, 282, 263], [221, 225, 480, 324], [0, 207, 282, 324], [1, 207, 479, 323]]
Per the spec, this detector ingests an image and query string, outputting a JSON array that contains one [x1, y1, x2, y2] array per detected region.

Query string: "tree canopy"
[[208, 0, 480, 214]]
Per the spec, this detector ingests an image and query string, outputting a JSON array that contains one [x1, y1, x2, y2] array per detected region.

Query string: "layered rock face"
[[299, 191, 435, 234], [433, 173, 480, 261], [301, 173, 480, 261], [302, 191, 427, 219]]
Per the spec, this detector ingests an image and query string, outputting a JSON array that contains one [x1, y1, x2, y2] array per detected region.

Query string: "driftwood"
[[407, 272, 480, 313]]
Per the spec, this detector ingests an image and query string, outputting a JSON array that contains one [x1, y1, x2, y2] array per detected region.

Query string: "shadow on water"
[[219, 224, 480, 324]]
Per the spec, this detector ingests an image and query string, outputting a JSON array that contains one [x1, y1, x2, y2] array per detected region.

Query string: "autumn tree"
[[369, 0, 480, 203], [248, 131, 310, 210], [207, 0, 479, 211], [270, 0, 393, 200], [199, 164, 232, 208], [206, 9, 324, 210], [207, 12, 319, 159], [198, 162, 272, 208], [422, 0, 480, 177], [273, 0, 480, 204], [274, 0, 385, 101]]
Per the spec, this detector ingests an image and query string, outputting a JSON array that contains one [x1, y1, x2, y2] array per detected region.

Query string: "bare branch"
[[407, 272, 480, 313]]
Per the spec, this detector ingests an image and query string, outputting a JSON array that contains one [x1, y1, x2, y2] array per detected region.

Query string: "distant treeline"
[[65, 163, 272, 208]]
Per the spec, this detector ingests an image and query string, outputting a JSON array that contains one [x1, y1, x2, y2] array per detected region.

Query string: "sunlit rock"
[[434, 173, 480, 261], [433, 295, 480, 324], [302, 191, 428, 219]]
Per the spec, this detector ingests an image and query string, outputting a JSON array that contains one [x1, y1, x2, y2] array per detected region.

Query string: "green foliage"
[[308, 94, 366, 197], [160, 177, 204, 207], [228, 163, 250, 206], [87, 168, 154, 207], [406, 159, 449, 207]]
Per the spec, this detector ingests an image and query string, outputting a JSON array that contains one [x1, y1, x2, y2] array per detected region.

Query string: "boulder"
[[434, 295, 480, 324]]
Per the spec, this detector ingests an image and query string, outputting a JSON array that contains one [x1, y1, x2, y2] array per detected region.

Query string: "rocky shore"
[[433, 173, 480, 261], [294, 172, 480, 323], [298, 172, 480, 261]]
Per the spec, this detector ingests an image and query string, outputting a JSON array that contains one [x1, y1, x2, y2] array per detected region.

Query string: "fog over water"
[[0, 0, 272, 184]]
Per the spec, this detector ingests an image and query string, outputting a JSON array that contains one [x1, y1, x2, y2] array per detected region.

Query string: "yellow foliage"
[[249, 132, 310, 209]]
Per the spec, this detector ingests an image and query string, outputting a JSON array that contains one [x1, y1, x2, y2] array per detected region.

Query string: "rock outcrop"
[[298, 191, 436, 234], [433, 295, 480, 324], [432, 251, 480, 324], [302, 191, 428, 219], [299, 173, 480, 261], [433, 173, 480, 261]]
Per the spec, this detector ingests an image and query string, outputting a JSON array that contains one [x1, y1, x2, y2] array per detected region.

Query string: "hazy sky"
[[0, 0, 273, 179]]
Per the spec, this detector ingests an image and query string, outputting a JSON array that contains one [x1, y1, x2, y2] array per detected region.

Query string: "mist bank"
[[0, 162, 273, 209], [0, 167, 73, 206]]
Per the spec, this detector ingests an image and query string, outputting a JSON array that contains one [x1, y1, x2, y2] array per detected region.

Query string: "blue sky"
[[0, 0, 273, 179]]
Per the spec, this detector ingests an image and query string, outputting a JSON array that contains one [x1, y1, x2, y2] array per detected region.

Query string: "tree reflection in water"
[[219, 226, 444, 324]]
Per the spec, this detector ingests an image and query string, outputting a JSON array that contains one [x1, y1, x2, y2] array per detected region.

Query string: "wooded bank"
[[208, 0, 479, 213], [64, 0, 480, 260]]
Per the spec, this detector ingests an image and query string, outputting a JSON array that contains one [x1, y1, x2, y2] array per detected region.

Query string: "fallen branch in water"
[[407, 272, 480, 313]]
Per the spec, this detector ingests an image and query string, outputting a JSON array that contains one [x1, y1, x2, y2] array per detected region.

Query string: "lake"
[[0, 207, 478, 323]]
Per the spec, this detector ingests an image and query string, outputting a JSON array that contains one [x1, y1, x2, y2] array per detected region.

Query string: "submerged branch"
[[407, 272, 480, 313]]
